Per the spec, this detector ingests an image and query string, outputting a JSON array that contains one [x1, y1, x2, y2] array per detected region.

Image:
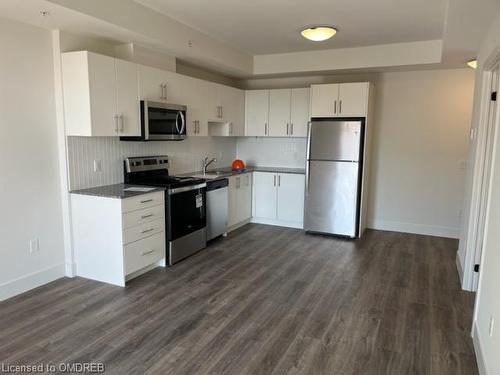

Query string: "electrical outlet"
[[93, 160, 102, 173], [489, 316, 495, 337], [29, 238, 39, 254]]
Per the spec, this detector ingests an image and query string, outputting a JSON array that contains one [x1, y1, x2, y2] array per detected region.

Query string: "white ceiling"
[[135, 0, 447, 55]]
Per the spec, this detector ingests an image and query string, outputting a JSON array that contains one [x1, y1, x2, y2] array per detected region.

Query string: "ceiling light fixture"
[[467, 59, 477, 69], [301, 26, 337, 42]]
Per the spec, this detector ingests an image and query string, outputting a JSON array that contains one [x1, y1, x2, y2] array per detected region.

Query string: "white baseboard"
[[250, 218, 303, 229], [472, 321, 489, 375], [367, 219, 459, 239], [65, 261, 76, 277], [0, 263, 66, 301]]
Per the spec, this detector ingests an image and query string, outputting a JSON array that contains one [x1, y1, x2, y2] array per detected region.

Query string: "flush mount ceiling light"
[[467, 59, 477, 69], [301, 26, 337, 42]]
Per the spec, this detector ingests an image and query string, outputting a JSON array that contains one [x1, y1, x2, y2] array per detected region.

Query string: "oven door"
[[144, 101, 187, 141], [166, 184, 206, 241]]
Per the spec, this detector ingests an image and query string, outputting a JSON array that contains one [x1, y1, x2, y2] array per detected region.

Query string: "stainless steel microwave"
[[120, 100, 187, 141]]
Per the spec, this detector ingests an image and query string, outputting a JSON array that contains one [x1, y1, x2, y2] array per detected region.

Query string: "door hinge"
[[474, 264, 480, 273], [491, 91, 497, 101]]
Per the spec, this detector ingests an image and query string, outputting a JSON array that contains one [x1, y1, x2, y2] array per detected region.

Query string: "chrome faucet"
[[202, 157, 217, 174]]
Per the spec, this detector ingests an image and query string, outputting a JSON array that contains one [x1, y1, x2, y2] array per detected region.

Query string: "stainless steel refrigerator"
[[304, 119, 364, 238]]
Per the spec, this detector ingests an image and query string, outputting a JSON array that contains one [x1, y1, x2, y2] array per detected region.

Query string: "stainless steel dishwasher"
[[206, 178, 229, 241]]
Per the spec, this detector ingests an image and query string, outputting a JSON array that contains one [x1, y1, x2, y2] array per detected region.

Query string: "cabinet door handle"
[[141, 228, 155, 234], [246, 175, 249, 186], [273, 175, 276, 187], [265, 123, 268, 135], [141, 249, 155, 256], [229, 123, 233, 135], [140, 199, 154, 203], [286, 123, 289, 135], [220, 106, 223, 119], [339, 100, 342, 114], [119, 115, 124, 132], [291, 123, 294, 135], [278, 175, 281, 187], [334, 100, 337, 114], [114, 114, 119, 132], [141, 213, 154, 219]]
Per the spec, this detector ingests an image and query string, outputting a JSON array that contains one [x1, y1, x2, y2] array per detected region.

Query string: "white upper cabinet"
[[185, 77, 211, 137], [245, 90, 269, 136], [269, 89, 291, 137], [62, 51, 140, 137], [115, 59, 140, 136], [337, 83, 369, 117], [246, 88, 310, 137], [310, 84, 339, 118], [137, 65, 169, 102], [290, 88, 310, 137], [310, 82, 369, 118]]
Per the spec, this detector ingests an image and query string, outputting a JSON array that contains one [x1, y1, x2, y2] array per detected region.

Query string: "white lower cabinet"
[[252, 172, 305, 228], [228, 173, 252, 228], [71, 191, 166, 286]]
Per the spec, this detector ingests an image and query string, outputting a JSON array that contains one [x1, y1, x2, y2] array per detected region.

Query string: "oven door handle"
[[168, 183, 206, 195], [176, 111, 186, 135]]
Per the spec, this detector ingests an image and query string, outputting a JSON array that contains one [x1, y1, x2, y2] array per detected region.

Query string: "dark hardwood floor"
[[0, 225, 478, 375]]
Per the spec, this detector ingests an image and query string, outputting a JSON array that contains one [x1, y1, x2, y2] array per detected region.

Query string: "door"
[[227, 176, 239, 227], [185, 78, 210, 136], [309, 120, 363, 161], [470, 67, 500, 290], [237, 173, 252, 222], [253, 172, 277, 220], [225, 87, 245, 136], [310, 84, 339, 118], [245, 90, 269, 136], [167, 187, 206, 241], [269, 89, 291, 137], [277, 173, 305, 224], [337, 83, 369, 117], [137, 65, 167, 101], [304, 160, 359, 237], [115, 59, 140, 136], [88, 52, 117, 136], [163, 70, 188, 104], [290, 88, 310, 137]]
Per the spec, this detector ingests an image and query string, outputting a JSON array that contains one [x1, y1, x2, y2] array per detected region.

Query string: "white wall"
[[67, 137, 236, 190], [236, 138, 306, 169], [0, 18, 65, 300], [368, 69, 474, 238], [470, 11, 500, 375]]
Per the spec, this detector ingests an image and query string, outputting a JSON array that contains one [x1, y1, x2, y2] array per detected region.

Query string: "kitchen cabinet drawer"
[[122, 204, 164, 229], [122, 218, 165, 245], [121, 191, 164, 213], [123, 232, 165, 275]]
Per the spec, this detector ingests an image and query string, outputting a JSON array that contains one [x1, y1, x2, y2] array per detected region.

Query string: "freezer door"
[[308, 120, 362, 161], [304, 160, 359, 237]]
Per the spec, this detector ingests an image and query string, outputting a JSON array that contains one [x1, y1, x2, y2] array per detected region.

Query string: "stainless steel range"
[[124, 156, 207, 265]]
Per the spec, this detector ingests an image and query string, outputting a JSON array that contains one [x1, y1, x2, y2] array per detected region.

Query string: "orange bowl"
[[232, 159, 245, 171]]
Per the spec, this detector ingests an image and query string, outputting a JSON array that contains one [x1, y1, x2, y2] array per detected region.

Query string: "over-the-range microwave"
[[120, 100, 187, 141]]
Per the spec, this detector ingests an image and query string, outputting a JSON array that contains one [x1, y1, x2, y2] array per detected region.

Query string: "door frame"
[[461, 54, 500, 291]]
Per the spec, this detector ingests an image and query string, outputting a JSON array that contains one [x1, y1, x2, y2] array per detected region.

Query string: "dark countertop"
[[70, 184, 165, 199], [178, 166, 306, 179]]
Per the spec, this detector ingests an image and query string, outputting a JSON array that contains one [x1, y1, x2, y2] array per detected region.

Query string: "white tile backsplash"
[[67, 136, 236, 190], [236, 137, 307, 168]]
